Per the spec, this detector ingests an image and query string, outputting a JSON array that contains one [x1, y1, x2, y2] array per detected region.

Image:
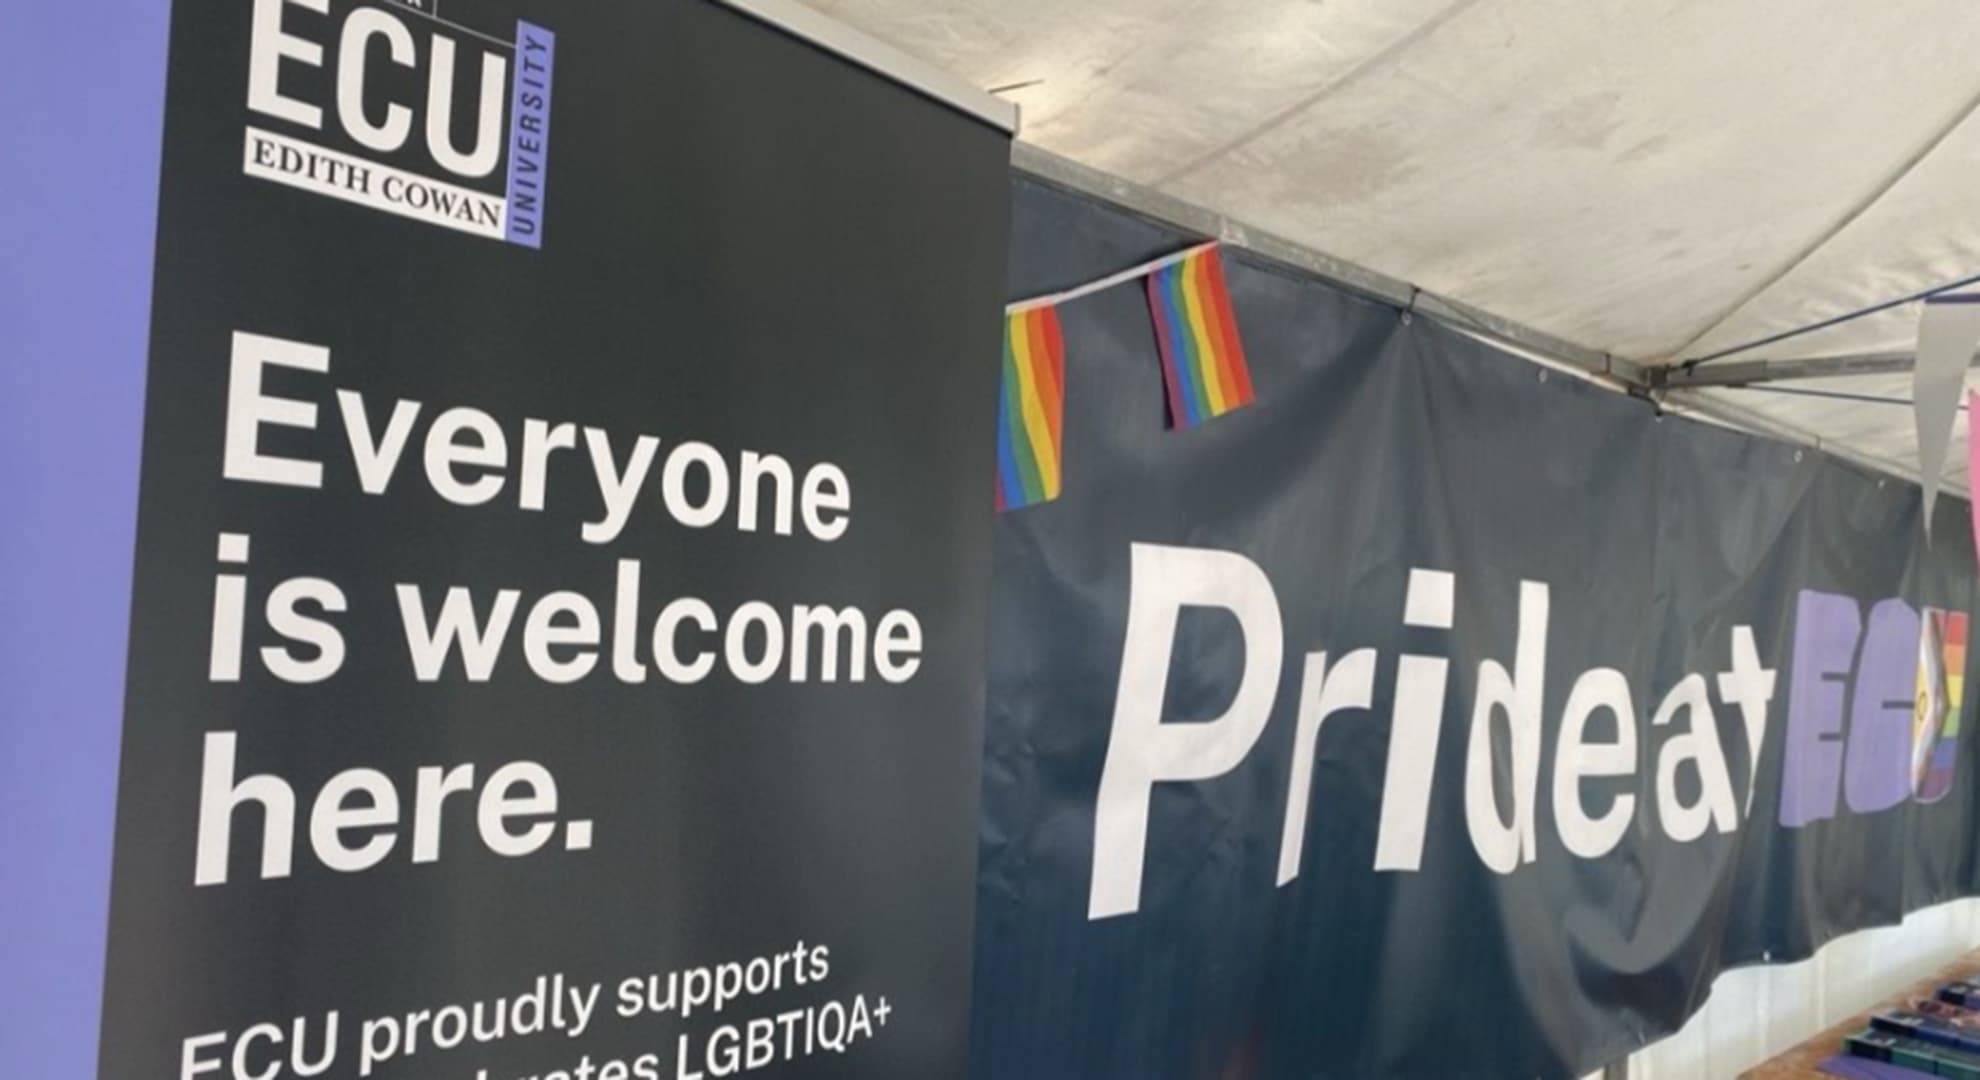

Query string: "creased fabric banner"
[[974, 176, 1980, 1079], [1915, 294, 1980, 530]]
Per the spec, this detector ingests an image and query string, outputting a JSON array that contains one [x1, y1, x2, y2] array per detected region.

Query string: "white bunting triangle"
[[1914, 294, 1980, 535]]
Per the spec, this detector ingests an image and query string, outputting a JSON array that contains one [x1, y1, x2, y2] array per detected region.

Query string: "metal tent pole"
[[1656, 351, 1972, 388]]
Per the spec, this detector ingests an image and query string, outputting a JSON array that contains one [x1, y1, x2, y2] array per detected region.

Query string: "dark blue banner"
[[974, 175, 1980, 1079]]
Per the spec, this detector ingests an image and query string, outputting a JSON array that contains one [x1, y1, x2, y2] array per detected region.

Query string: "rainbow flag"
[[1146, 246, 1255, 428], [1913, 608, 1968, 804], [995, 305, 1066, 511]]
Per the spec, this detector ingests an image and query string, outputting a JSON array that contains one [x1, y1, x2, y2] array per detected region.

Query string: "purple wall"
[[0, 2, 168, 1074]]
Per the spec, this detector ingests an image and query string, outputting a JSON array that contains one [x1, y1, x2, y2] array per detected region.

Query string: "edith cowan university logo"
[[242, 0, 554, 247]]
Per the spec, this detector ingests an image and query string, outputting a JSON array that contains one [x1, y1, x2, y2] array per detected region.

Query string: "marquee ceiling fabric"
[[814, 0, 1980, 489]]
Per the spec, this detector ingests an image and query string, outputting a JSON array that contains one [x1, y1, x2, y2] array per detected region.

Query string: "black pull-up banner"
[[972, 176, 1980, 1079], [94, 2, 1010, 1077]]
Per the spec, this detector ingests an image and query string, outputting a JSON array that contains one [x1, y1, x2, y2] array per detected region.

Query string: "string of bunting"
[[995, 241, 1257, 512]]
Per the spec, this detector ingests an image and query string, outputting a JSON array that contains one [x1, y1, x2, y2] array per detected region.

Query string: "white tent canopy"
[[816, 0, 1980, 490]]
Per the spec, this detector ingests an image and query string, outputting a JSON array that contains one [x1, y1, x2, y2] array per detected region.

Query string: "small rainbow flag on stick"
[[995, 305, 1066, 511], [1146, 245, 1255, 428]]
